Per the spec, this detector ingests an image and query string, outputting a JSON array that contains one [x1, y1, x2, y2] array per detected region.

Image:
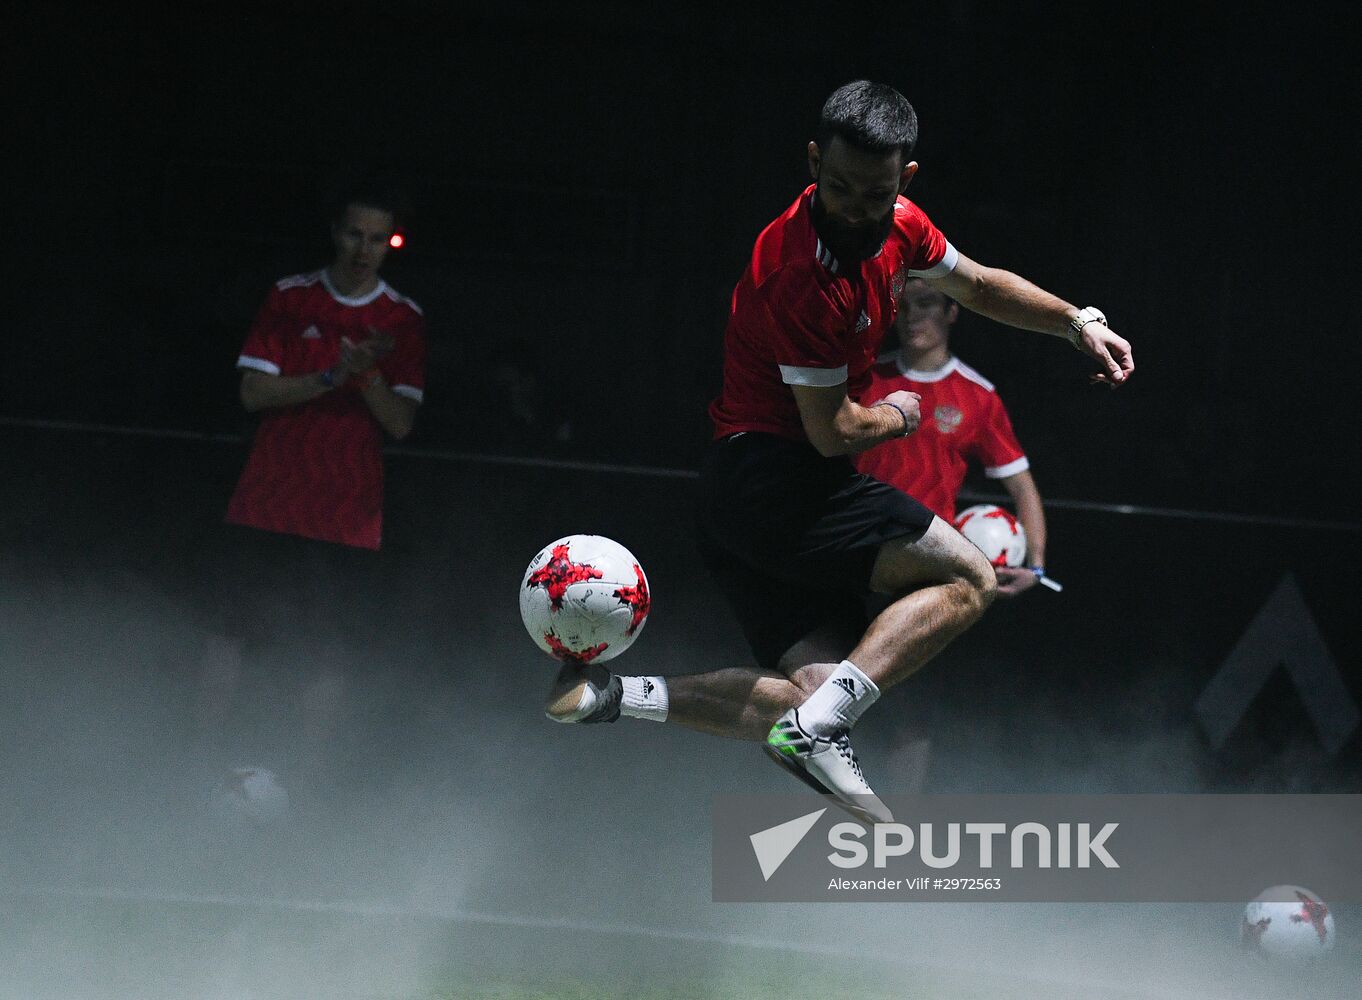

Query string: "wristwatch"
[[1068, 306, 1106, 349]]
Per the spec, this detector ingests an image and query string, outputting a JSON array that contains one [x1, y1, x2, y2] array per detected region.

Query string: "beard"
[[810, 185, 896, 264]]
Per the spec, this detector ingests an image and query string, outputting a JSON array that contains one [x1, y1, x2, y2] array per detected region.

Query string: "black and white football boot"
[[764, 708, 893, 824]]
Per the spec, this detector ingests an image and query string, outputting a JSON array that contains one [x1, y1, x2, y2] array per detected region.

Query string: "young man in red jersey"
[[855, 277, 1050, 597], [200, 179, 426, 765], [548, 81, 1131, 824], [227, 184, 426, 549]]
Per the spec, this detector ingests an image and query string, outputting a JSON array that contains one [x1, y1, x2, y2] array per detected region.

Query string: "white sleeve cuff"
[[393, 384, 424, 403], [237, 355, 280, 375], [908, 241, 959, 278], [984, 456, 1030, 479], [778, 363, 849, 387]]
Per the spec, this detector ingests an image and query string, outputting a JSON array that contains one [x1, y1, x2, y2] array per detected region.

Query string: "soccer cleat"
[[544, 663, 622, 724], [764, 709, 893, 824]]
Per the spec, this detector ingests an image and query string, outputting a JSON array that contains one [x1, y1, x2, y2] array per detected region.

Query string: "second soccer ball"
[[953, 504, 1027, 567]]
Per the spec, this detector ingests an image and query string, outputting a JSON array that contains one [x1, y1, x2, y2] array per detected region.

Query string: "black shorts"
[[186, 521, 383, 645], [695, 431, 936, 671]]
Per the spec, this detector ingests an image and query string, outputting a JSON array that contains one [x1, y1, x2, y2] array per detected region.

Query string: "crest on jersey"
[[934, 405, 964, 433], [891, 266, 908, 300]]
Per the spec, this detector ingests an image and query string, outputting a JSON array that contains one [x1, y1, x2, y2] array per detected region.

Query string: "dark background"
[[3, 6, 1361, 993], [7, 2, 1358, 518], [4, 0, 1358, 788]]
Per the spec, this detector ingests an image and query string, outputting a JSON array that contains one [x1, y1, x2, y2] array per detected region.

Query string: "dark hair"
[[817, 80, 919, 161], [903, 275, 956, 309], [326, 169, 411, 229]]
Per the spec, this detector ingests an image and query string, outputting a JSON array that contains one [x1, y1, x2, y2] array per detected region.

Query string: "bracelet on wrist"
[[873, 401, 910, 437], [1029, 565, 1046, 578]]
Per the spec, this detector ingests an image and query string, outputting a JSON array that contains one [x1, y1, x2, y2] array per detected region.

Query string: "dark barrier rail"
[[4, 422, 1358, 800]]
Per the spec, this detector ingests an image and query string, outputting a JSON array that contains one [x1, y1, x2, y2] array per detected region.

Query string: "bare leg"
[[664, 669, 810, 740], [734, 517, 993, 825], [193, 633, 243, 744], [544, 518, 992, 742], [852, 516, 997, 689], [545, 628, 850, 740], [299, 665, 347, 777]]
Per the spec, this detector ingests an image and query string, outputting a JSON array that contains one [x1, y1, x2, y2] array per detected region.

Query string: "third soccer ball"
[[1241, 885, 1336, 959], [520, 534, 650, 663], [954, 504, 1027, 567]]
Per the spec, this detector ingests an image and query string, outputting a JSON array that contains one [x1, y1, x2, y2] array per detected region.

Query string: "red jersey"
[[225, 271, 426, 549], [708, 185, 955, 441], [854, 355, 1028, 522]]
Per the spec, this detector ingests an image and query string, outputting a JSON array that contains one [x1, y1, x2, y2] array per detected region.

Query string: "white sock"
[[620, 675, 669, 722], [797, 660, 879, 737]]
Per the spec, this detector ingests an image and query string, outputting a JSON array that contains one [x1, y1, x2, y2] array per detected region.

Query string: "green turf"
[[0, 893, 1100, 999], [3, 892, 1357, 1000]]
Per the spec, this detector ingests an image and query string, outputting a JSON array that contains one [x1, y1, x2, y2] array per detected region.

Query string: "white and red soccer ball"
[[954, 504, 1027, 568], [1241, 885, 1336, 959], [520, 534, 650, 663]]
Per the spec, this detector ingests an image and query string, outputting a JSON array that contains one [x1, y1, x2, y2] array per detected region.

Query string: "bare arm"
[[994, 469, 1046, 598], [239, 368, 338, 412], [790, 383, 921, 458], [925, 252, 1133, 386], [340, 330, 419, 440], [1001, 469, 1046, 567], [355, 373, 418, 441]]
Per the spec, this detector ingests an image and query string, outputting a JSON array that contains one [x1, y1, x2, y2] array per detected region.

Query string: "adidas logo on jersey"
[[301, 324, 321, 339]]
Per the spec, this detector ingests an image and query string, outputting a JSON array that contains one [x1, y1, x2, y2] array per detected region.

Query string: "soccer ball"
[[954, 504, 1027, 567], [520, 534, 650, 663], [1241, 885, 1336, 958], [210, 767, 290, 827]]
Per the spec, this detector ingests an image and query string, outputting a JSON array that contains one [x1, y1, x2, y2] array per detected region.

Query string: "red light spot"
[[388, 232, 404, 249]]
